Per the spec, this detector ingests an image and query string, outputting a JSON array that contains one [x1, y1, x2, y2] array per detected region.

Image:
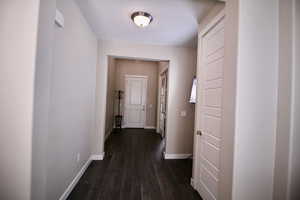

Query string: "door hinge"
[[196, 130, 202, 136]]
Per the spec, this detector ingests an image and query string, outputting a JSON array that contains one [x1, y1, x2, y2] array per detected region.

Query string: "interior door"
[[159, 71, 168, 138], [195, 16, 225, 200], [124, 76, 147, 128]]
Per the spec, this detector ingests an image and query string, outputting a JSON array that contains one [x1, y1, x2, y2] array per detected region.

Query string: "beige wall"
[[0, 1, 40, 199], [95, 40, 197, 155], [115, 59, 159, 128], [44, 0, 98, 199], [105, 57, 116, 137]]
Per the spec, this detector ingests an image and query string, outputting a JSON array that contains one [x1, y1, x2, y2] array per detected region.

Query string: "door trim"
[[124, 75, 148, 128], [159, 70, 168, 138], [199, 9, 225, 36]]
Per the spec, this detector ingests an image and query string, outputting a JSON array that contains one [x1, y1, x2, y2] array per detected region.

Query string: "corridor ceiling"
[[76, 0, 216, 47]]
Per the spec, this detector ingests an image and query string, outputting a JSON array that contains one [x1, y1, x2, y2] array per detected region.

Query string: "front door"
[[124, 75, 147, 128], [194, 16, 225, 200]]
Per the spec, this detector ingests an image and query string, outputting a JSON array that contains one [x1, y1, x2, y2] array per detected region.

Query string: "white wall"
[[43, 0, 98, 199], [273, 1, 300, 199], [219, 0, 237, 199], [32, 1, 56, 200], [95, 40, 196, 155], [273, 0, 294, 199], [105, 57, 116, 138], [226, 0, 279, 199], [288, 1, 300, 199], [0, 1, 40, 199], [212, 1, 300, 199]]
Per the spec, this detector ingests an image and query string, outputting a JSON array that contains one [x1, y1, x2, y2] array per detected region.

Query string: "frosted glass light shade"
[[131, 12, 153, 28]]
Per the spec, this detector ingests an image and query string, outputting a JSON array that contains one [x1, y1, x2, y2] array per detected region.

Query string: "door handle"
[[142, 105, 145, 111], [196, 130, 202, 136]]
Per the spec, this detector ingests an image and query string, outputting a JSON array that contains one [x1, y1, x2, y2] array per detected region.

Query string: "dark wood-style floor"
[[67, 128, 201, 200]]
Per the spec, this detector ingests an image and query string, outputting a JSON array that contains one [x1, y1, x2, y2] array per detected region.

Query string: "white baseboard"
[[144, 126, 156, 129], [105, 127, 114, 141], [59, 153, 106, 200], [164, 153, 192, 159], [90, 153, 105, 160], [105, 131, 112, 141], [59, 157, 92, 200], [105, 133, 110, 141], [122, 126, 156, 129], [190, 178, 195, 188]]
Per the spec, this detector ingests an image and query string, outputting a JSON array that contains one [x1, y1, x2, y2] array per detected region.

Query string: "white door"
[[159, 71, 168, 138], [194, 16, 225, 200], [124, 75, 147, 128]]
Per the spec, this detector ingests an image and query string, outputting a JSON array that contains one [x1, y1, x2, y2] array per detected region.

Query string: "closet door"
[[194, 15, 225, 200]]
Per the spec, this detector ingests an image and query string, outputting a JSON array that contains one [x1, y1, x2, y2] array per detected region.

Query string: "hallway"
[[68, 129, 201, 200]]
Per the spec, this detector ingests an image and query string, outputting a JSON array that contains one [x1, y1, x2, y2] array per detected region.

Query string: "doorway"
[[104, 57, 170, 140], [158, 69, 168, 138]]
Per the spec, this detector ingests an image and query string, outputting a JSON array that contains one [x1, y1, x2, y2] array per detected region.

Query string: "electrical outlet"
[[76, 153, 80, 162]]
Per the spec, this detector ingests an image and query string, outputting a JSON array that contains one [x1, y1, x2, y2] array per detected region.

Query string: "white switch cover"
[[180, 110, 187, 117]]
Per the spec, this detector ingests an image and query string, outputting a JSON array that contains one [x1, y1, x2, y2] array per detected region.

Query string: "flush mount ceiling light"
[[131, 11, 153, 28]]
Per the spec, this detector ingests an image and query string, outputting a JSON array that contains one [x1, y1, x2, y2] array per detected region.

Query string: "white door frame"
[[158, 69, 168, 138], [123, 75, 148, 128], [192, 8, 225, 199], [157, 67, 169, 133]]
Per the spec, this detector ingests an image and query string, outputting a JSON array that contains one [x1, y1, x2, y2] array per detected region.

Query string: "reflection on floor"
[[68, 128, 201, 200]]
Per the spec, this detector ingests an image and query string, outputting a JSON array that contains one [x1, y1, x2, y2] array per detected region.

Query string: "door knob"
[[196, 130, 202, 136]]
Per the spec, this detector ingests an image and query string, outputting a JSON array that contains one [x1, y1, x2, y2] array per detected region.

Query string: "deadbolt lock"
[[196, 130, 202, 136]]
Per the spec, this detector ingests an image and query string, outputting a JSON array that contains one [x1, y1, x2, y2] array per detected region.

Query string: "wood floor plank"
[[67, 128, 202, 200]]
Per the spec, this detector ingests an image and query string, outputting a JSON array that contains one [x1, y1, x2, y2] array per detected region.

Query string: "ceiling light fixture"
[[131, 11, 153, 28]]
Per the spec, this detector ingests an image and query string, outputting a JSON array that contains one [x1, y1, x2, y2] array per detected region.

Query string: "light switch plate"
[[180, 110, 187, 117]]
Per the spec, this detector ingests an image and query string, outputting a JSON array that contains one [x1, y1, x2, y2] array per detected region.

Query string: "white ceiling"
[[76, 0, 217, 47]]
